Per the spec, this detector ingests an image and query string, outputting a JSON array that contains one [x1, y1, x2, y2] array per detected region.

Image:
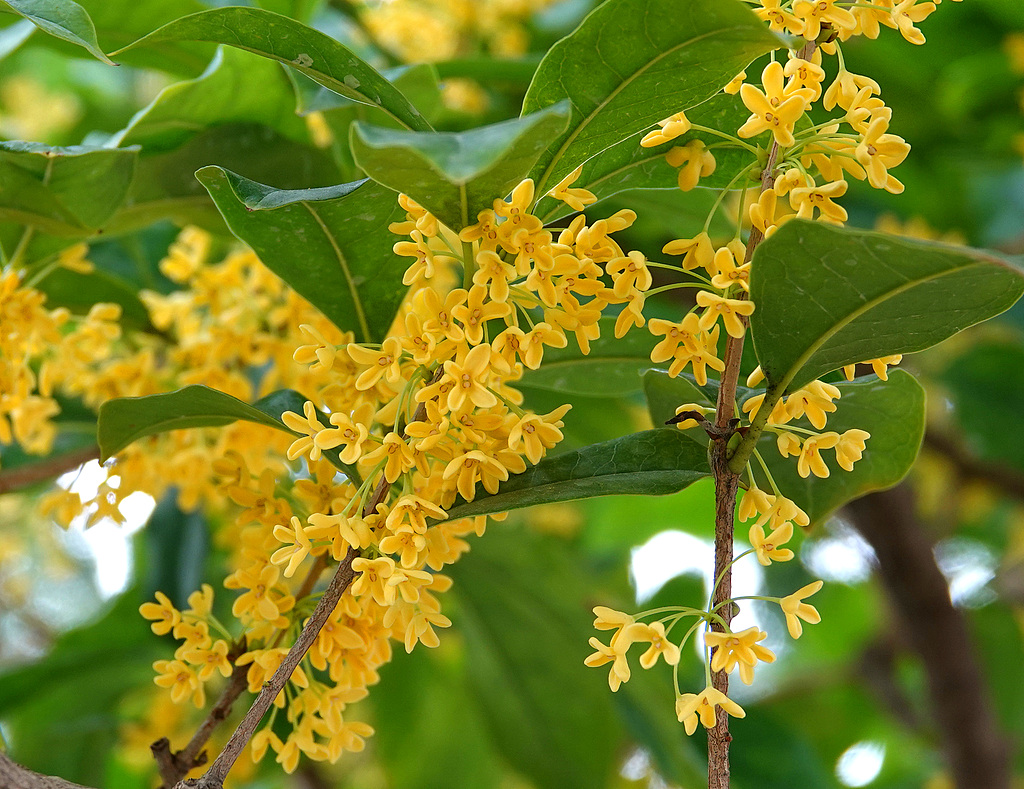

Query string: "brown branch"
[[179, 366, 445, 788], [0, 446, 99, 494], [924, 431, 1024, 502], [847, 484, 1011, 789], [0, 753, 95, 789]]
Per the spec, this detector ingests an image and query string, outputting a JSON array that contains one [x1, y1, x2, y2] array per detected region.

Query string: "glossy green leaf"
[[196, 166, 406, 343], [114, 7, 432, 131], [293, 62, 441, 121], [445, 428, 711, 521], [517, 317, 657, 396], [534, 94, 759, 222], [643, 368, 926, 525], [97, 385, 359, 479], [751, 220, 1024, 393], [522, 0, 778, 196], [109, 123, 341, 235], [0, 142, 137, 241], [448, 527, 621, 789], [112, 46, 308, 152], [350, 103, 571, 231], [0, 0, 114, 63]]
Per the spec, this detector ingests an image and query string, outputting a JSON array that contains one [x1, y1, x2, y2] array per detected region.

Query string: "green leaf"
[[35, 266, 153, 331], [293, 62, 441, 121], [196, 166, 406, 343], [350, 103, 572, 232], [535, 94, 758, 222], [750, 220, 1024, 393], [448, 527, 621, 789], [0, 0, 115, 63], [940, 341, 1024, 472], [522, 0, 778, 196], [141, 494, 209, 609], [373, 649, 504, 789], [444, 428, 711, 521], [643, 368, 926, 525], [114, 6, 432, 131], [112, 46, 309, 152], [97, 385, 360, 479], [517, 316, 657, 397], [108, 123, 341, 235], [0, 142, 137, 240]]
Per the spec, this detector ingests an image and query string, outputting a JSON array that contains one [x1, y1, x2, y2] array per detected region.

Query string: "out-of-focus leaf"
[[0, 17, 35, 58], [445, 428, 711, 521], [941, 341, 1024, 472], [112, 46, 308, 152], [197, 166, 406, 343], [141, 494, 208, 609], [0, 142, 137, 241], [115, 7, 432, 131], [751, 220, 1024, 393], [35, 267, 153, 330], [350, 103, 571, 231], [109, 123, 341, 235], [522, 0, 778, 196], [517, 317, 658, 397], [644, 369, 925, 526], [0, 0, 114, 63], [0, 591, 162, 784], [373, 648, 504, 789], [448, 527, 621, 789]]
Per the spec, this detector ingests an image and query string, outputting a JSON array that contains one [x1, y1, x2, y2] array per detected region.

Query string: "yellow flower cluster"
[[588, 0, 956, 734], [30, 230, 346, 529], [139, 171, 650, 770]]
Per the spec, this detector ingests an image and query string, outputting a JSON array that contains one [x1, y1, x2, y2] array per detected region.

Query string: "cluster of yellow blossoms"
[[137, 170, 660, 770], [585, 0, 955, 733]]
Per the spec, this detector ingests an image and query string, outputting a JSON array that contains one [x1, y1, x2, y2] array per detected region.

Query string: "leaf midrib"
[[769, 260, 992, 394], [302, 202, 373, 344], [532, 25, 742, 197]]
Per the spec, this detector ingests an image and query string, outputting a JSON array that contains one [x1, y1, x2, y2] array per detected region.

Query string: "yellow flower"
[[444, 343, 498, 412], [640, 110, 692, 148], [785, 379, 841, 429], [472, 250, 517, 302], [281, 400, 328, 462], [351, 556, 397, 606], [665, 139, 716, 191], [584, 636, 632, 692], [153, 659, 205, 707], [451, 285, 510, 346], [636, 621, 681, 669], [779, 580, 824, 638], [675, 686, 745, 734], [508, 405, 571, 464], [695, 291, 755, 339], [748, 522, 795, 566], [140, 591, 181, 636], [362, 432, 417, 483], [738, 61, 809, 147], [791, 0, 857, 40], [271, 516, 313, 578], [710, 243, 750, 292], [755, 0, 804, 35], [443, 450, 509, 501], [662, 232, 714, 271], [790, 180, 848, 224], [315, 411, 369, 464], [835, 428, 870, 471], [856, 116, 911, 193], [547, 165, 597, 211], [394, 229, 436, 285], [797, 431, 840, 479], [890, 0, 936, 46], [704, 626, 775, 684], [180, 639, 233, 682], [723, 70, 746, 95], [348, 337, 404, 391], [607, 251, 652, 297]]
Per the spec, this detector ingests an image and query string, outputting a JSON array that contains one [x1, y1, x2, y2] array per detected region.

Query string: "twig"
[[0, 446, 100, 494], [705, 35, 819, 789], [0, 752, 93, 789], [923, 431, 1024, 502], [178, 366, 445, 788], [847, 484, 1011, 789]]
